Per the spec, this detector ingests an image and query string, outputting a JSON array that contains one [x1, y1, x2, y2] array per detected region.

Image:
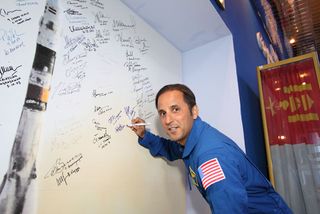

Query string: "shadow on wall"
[[187, 184, 211, 214], [238, 77, 268, 177]]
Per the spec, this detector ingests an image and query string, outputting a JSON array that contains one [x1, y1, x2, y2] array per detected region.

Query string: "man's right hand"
[[128, 117, 146, 138]]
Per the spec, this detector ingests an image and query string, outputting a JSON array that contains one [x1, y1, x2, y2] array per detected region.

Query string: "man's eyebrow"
[[170, 104, 179, 108], [158, 109, 165, 113]]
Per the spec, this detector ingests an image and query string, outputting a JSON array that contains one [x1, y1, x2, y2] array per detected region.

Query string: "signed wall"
[[0, 0, 46, 178], [0, 0, 185, 213]]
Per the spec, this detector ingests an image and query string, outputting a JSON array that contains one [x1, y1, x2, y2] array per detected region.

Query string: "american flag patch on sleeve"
[[198, 158, 226, 190]]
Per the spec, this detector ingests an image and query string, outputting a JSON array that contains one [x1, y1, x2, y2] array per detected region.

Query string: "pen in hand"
[[126, 122, 151, 127]]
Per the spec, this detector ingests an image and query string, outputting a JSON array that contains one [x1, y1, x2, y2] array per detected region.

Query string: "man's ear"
[[192, 105, 199, 119]]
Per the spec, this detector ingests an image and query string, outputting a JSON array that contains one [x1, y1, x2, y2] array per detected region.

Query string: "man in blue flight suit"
[[129, 83, 292, 213]]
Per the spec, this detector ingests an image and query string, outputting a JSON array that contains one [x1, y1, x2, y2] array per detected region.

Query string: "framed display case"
[[257, 52, 320, 213]]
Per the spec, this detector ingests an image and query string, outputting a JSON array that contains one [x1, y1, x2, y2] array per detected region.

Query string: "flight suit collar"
[[182, 116, 203, 158]]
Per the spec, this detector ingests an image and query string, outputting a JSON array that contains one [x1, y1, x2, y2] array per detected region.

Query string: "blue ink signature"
[[0, 28, 23, 46]]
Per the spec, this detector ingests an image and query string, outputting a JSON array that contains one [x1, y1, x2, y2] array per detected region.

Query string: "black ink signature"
[[94, 11, 109, 25], [64, 8, 82, 16], [94, 105, 112, 115], [92, 89, 107, 97], [56, 167, 80, 186], [113, 18, 136, 31], [92, 119, 107, 131], [90, 0, 104, 9], [93, 131, 111, 149], [0, 8, 21, 17], [69, 25, 95, 33], [93, 131, 111, 144], [44, 158, 66, 178], [0, 65, 22, 79], [44, 153, 83, 186]]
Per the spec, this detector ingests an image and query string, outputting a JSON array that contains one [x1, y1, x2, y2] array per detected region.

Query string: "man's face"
[[157, 90, 198, 146]]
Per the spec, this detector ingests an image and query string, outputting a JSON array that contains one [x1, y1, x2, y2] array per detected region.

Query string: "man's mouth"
[[168, 125, 178, 132]]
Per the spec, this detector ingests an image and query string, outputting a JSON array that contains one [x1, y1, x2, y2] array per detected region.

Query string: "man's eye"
[[159, 112, 166, 117], [173, 107, 179, 112]]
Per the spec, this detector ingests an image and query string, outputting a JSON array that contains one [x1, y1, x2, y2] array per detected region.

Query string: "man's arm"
[[197, 152, 248, 213], [138, 131, 183, 161], [129, 117, 183, 161]]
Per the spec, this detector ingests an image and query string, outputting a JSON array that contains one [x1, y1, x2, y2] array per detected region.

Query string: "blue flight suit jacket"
[[138, 117, 292, 213]]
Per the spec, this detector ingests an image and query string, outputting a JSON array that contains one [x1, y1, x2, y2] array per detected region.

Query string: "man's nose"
[[164, 113, 173, 124]]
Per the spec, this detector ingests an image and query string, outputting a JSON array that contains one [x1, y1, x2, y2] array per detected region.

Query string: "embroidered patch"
[[189, 166, 199, 187], [198, 158, 225, 190]]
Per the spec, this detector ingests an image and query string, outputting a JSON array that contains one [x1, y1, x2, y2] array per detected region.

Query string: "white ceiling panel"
[[120, 0, 230, 52]]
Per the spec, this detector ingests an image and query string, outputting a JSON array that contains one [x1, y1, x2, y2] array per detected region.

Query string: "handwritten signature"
[[0, 8, 21, 17], [93, 131, 111, 149], [124, 105, 136, 119], [108, 110, 122, 125], [65, 61, 87, 80], [64, 34, 85, 50], [112, 18, 136, 31], [0, 28, 23, 46], [90, 0, 104, 9], [0, 65, 22, 79], [94, 105, 112, 115], [94, 11, 109, 25], [92, 89, 109, 97], [44, 153, 83, 186], [64, 8, 82, 16], [52, 81, 82, 97]]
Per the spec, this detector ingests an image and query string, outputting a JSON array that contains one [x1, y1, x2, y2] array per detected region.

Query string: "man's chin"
[[167, 135, 180, 142]]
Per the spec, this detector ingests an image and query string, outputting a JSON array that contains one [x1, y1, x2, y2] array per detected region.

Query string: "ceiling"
[[258, 0, 320, 57], [120, 0, 230, 52], [121, 0, 319, 58]]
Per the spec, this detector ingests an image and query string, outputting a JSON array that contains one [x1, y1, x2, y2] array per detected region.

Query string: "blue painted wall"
[[209, 0, 273, 176]]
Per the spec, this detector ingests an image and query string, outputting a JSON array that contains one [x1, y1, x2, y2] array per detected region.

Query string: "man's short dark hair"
[[155, 84, 196, 113]]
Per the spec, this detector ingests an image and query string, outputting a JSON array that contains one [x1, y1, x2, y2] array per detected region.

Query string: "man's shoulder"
[[195, 123, 239, 154]]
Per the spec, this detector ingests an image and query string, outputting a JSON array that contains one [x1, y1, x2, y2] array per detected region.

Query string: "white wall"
[[0, 0, 243, 213], [183, 35, 245, 150], [36, 0, 185, 213], [0, 0, 185, 213], [183, 35, 245, 214]]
